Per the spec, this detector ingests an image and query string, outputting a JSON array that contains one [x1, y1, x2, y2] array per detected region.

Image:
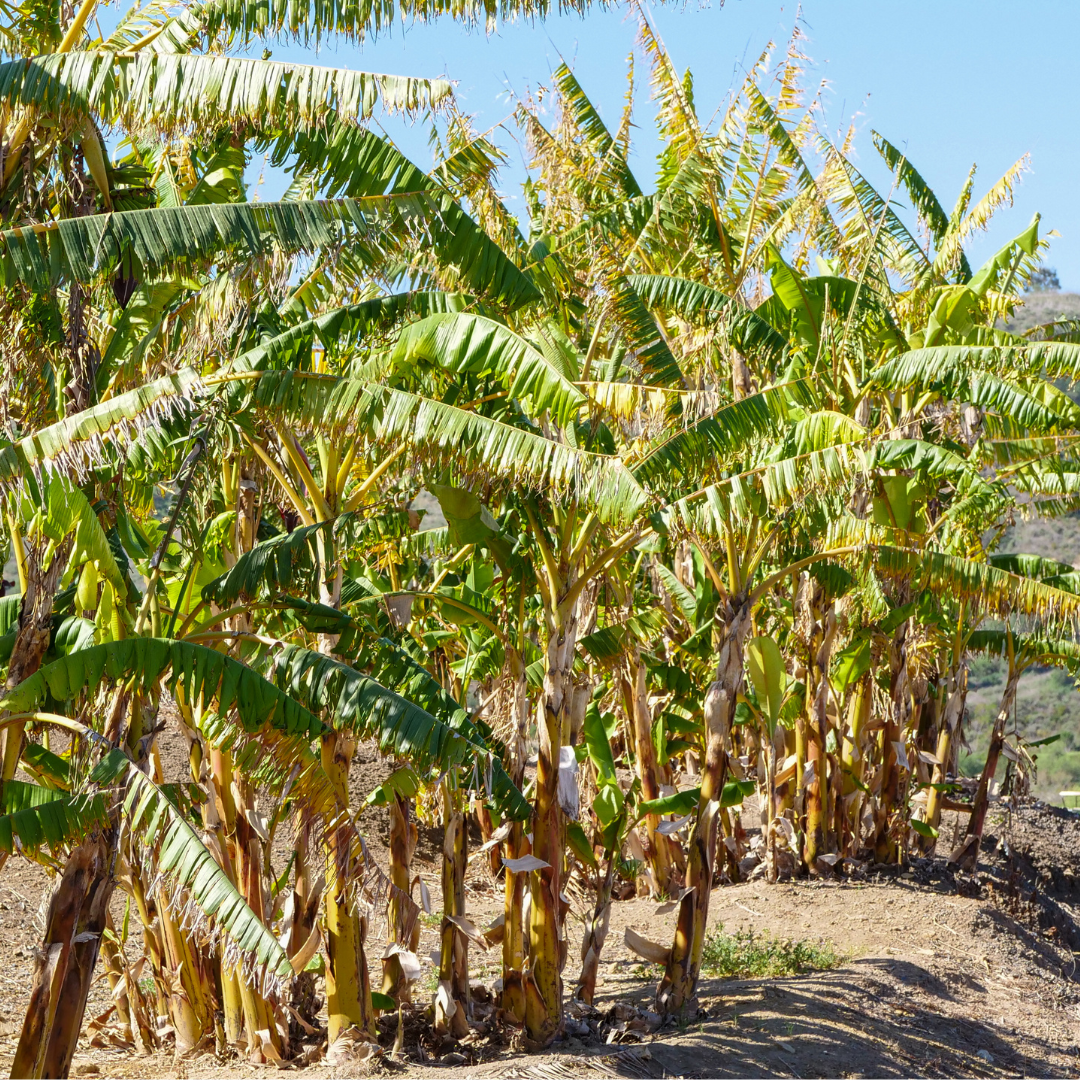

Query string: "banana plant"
[[574, 691, 632, 1004], [4, 10, 1080, 1073], [951, 627, 1080, 868], [745, 633, 789, 882]]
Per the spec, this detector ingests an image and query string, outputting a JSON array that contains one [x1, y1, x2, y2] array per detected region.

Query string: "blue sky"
[[258, 0, 1080, 289]]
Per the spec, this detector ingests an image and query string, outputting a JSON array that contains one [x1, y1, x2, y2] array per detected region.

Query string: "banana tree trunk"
[[12, 831, 115, 1079], [524, 594, 579, 1046], [126, 865, 186, 1047], [502, 821, 528, 1023], [874, 621, 909, 864], [803, 718, 824, 870], [801, 599, 824, 871], [765, 726, 780, 883], [288, 811, 321, 1038], [382, 791, 416, 1002], [435, 793, 469, 1037], [958, 669, 1019, 870], [219, 964, 245, 1047], [793, 709, 806, 845], [574, 853, 615, 1005], [100, 914, 135, 1050], [157, 880, 216, 1050], [1, 536, 72, 780], [100, 910, 155, 1054], [196, 741, 244, 1048], [501, 647, 529, 1025], [922, 664, 967, 852], [656, 596, 750, 1016], [625, 649, 683, 896], [232, 775, 284, 1061], [202, 741, 279, 1059], [805, 602, 837, 873], [311, 516, 372, 1044], [13, 662, 128, 1078], [475, 798, 502, 876], [321, 732, 375, 1043], [840, 675, 872, 857]]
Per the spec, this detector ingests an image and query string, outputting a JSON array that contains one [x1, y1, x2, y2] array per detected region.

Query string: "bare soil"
[[1, 745, 1079, 1078]]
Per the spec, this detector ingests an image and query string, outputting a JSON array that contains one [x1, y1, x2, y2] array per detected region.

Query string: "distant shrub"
[[1026, 266, 1061, 292]]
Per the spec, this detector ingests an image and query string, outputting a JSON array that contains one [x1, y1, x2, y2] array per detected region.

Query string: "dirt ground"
[[1, 736, 1079, 1078]]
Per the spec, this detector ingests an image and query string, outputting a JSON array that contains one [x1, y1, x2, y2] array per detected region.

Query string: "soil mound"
[[3, 795, 1080, 1077]]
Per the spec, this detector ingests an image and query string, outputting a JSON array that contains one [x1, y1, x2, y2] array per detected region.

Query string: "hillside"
[[967, 516, 1080, 804], [1003, 290, 1080, 334], [966, 299, 1080, 803]]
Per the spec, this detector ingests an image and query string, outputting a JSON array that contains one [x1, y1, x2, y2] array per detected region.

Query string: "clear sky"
[[261, 0, 1080, 289]]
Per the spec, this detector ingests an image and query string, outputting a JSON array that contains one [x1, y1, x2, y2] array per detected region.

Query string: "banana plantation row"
[[0, 1, 1078, 1075]]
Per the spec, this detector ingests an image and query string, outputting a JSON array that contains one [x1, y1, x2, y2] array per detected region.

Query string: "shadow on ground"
[[503, 958, 1075, 1079]]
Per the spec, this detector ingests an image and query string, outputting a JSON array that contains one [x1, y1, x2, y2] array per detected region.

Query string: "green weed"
[[700, 928, 841, 979]]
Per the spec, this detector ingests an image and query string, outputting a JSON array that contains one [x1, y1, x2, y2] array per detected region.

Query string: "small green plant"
[[700, 927, 841, 979]]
